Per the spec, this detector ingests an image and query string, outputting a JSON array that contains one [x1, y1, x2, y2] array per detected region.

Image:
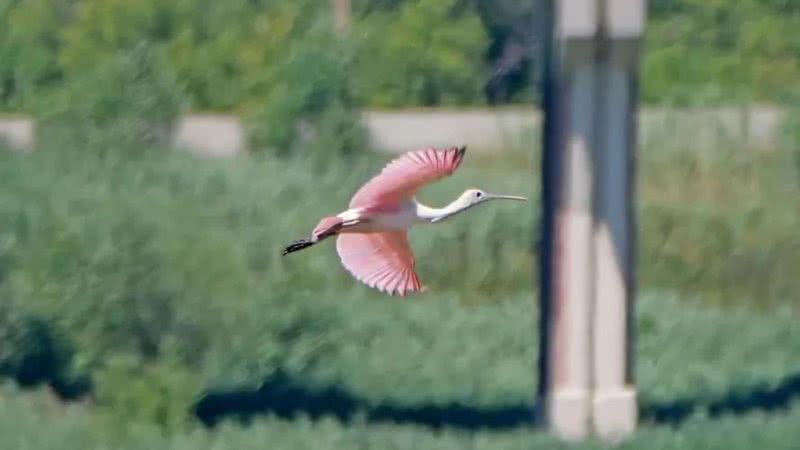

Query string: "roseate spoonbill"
[[283, 145, 527, 296]]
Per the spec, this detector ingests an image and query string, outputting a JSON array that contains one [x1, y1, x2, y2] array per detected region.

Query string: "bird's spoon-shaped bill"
[[485, 193, 528, 201]]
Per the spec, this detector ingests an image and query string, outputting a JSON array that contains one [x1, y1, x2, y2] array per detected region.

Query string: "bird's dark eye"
[[475, 192, 482, 198]]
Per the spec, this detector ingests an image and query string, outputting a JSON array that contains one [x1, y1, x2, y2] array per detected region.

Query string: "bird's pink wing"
[[349, 146, 466, 208], [336, 231, 424, 296]]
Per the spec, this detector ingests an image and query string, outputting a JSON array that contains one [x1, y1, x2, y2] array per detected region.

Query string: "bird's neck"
[[415, 198, 469, 223]]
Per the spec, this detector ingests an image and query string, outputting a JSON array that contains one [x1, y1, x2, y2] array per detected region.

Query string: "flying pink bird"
[[283, 145, 527, 296]]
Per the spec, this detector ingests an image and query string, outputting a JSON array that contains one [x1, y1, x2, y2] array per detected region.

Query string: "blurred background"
[[0, 0, 799, 448]]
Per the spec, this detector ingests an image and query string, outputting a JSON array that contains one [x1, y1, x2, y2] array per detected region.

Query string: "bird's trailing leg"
[[283, 239, 315, 255], [282, 215, 354, 256]]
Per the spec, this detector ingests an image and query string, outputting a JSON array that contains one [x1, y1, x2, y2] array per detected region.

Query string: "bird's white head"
[[429, 188, 527, 223], [459, 188, 527, 206]]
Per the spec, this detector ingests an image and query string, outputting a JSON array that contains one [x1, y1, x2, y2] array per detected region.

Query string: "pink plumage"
[[312, 216, 343, 240], [335, 146, 464, 296], [283, 144, 527, 296], [348, 146, 466, 208], [336, 231, 423, 296]]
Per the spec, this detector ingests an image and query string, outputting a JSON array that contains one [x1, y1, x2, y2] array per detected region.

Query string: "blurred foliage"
[[245, 22, 367, 159], [0, 0, 73, 110], [0, 137, 798, 428], [4, 386, 800, 450], [0, 0, 799, 444], [3, 0, 800, 111], [0, 302, 74, 388], [0, 0, 488, 112], [643, 0, 800, 104], [0, 144, 530, 427], [0, 290, 798, 449], [0, 145, 537, 399], [779, 102, 800, 179], [352, 0, 488, 107], [163, 0, 317, 111], [638, 147, 800, 308], [34, 43, 184, 155], [94, 354, 200, 432]]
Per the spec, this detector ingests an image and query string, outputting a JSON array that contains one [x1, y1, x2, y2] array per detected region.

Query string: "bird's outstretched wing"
[[348, 146, 466, 208], [336, 231, 424, 296]]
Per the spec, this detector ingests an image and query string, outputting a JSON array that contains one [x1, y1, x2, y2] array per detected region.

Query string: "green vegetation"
[[353, 0, 488, 107], [10, 373, 800, 450], [639, 146, 800, 308], [0, 130, 799, 447], [34, 42, 184, 154], [1, 1, 799, 448], [643, 0, 800, 104], [0, 45, 798, 436], [0, 291, 798, 449], [2, 0, 800, 111], [245, 22, 366, 159]]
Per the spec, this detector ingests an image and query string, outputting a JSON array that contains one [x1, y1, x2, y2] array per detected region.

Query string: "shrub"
[[354, 0, 488, 107], [5, 160, 251, 378], [637, 147, 800, 308], [0, 302, 72, 388], [245, 22, 367, 160], [1, 137, 799, 435], [94, 354, 200, 433], [0, 0, 73, 111], [1, 290, 800, 450], [778, 94, 800, 185], [0, 146, 537, 409], [34, 43, 184, 155]]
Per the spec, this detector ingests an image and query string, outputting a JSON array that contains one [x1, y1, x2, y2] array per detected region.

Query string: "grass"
[[638, 146, 800, 308], [0, 141, 798, 448], [1, 292, 799, 450]]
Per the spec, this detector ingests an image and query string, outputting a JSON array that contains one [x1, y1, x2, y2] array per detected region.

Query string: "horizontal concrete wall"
[[365, 105, 787, 153], [174, 114, 246, 157], [0, 117, 35, 152], [0, 106, 787, 156], [363, 108, 539, 154]]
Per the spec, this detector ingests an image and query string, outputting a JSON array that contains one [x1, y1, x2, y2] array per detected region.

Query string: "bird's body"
[[284, 146, 526, 296], [332, 199, 462, 233], [335, 202, 420, 233]]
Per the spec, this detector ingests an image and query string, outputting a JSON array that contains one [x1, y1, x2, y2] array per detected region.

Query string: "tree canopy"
[[1, 0, 799, 111]]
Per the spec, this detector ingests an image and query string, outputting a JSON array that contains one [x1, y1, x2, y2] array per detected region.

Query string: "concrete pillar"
[[332, 0, 351, 34], [590, 0, 643, 441], [538, 0, 644, 442]]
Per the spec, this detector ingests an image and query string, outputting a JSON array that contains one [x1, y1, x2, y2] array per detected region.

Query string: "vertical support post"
[[538, 0, 644, 442], [537, 0, 599, 440], [332, 0, 351, 34], [591, 0, 644, 441]]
